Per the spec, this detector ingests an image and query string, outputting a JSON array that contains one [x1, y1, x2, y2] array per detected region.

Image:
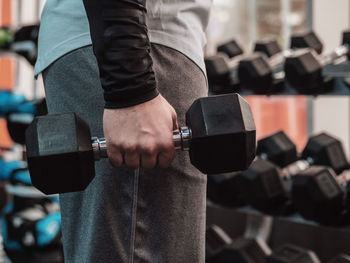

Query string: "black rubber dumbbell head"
[[217, 39, 244, 58], [205, 55, 231, 87], [26, 113, 95, 194], [302, 133, 349, 174], [186, 94, 256, 174], [257, 130, 297, 167], [284, 49, 323, 94], [238, 54, 273, 94], [292, 166, 345, 225], [207, 172, 246, 208], [254, 39, 282, 58], [239, 158, 290, 215], [291, 31, 323, 54]]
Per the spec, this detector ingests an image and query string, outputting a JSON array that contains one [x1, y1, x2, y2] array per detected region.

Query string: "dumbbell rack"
[[207, 60, 350, 261]]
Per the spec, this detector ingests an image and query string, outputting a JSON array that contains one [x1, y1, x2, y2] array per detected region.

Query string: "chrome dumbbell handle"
[[92, 126, 192, 161]]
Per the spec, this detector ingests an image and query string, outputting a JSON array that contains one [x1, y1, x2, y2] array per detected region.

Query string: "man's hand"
[[103, 95, 178, 170]]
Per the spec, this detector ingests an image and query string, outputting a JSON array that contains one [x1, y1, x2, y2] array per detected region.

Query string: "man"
[[35, 0, 211, 262]]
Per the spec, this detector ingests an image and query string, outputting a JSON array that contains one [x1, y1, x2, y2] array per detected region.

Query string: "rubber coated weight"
[[186, 94, 256, 174], [290, 31, 323, 54], [254, 39, 282, 58], [302, 133, 349, 174], [292, 166, 348, 225], [239, 158, 293, 215], [26, 113, 95, 194], [207, 172, 246, 208], [257, 131, 297, 167], [26, 94, 256, 194], [217, 39, 244, 59]]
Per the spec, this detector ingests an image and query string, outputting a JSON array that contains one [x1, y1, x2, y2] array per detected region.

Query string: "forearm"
[[82, 0, 159, 109]]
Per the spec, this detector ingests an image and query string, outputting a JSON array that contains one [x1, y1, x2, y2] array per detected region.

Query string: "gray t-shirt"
[[34, 0, 211, 77]]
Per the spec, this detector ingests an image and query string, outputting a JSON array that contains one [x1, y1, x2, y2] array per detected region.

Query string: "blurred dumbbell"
[[238, 31, 323, 94], [207, 172, 246, 208], [292, 165, 350, 225], [0, 24, 39, 66], [327, 254, 350, 263], [217, 39, 244, 59], [259, 131, 348, 175], [266, 243, 321, 263], [206, 225, 271, 263], [290, 31, 323, 54], [205, 40, 245, 93], [240, 131, 349, 215], [26, 94, 256, 194], [284, 30, 350, 94], [238, 131, 298, 214]]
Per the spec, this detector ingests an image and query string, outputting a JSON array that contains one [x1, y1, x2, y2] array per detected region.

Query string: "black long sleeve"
[[82, 0, 159, 109]]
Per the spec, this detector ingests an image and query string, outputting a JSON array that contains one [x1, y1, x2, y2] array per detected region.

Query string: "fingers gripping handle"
[[92, 127, 192, 160]]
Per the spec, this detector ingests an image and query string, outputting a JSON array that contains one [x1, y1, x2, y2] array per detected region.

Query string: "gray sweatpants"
[[43, 44, 208, 263]]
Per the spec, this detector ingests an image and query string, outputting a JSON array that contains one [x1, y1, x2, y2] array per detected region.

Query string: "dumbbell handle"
[[320, 45, 349, 66], [92, 126, 192, 160]]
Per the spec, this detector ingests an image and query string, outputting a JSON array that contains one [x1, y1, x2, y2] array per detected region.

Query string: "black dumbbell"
[[267, 243, 321, 263], [327, 254, 350, 263], [205, 54, 241, 93], [239, 157, 295, 215], [284, 30, 350, 94], [205, 40, 246, 94], [217, 39, 244, 59], [259, 131, 349, 175], [238, 32, 323, 94], [206, 225, 271, 263], [292, 165, 350, 225], [0, 24, 39, 66], [240, 131, 348, 215], [26, 94, 256, 194], [238, 131, 299, 214], [290, 31, 323, 54], [207, 172, 246, 208]]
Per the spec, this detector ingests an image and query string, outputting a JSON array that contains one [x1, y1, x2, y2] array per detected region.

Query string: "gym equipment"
[[239, 157, 295, 215], [1, 199, 63, 263], [207, 172, 246, 208], [205, 54, 243, 93], [0, 158, 30, 185], [290, 31, 323, 54], [284, 30, 350, 94], [238, 32, 323, 94], [0, 91, 46, 116], [0, 91, 47, 144], [241, 131, 348, 215], [217, 39, 244, 59], [258, 131, 348, 175], [292, 165, 350, 225], [239, 131, 298, 214], [327, 254, 350, 263], [206, 225, 271, 263], [266, 243, 321, 263], [0, 24, 39, 66], [26, 94, 256, 194], [257, 131, 297, 167]]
